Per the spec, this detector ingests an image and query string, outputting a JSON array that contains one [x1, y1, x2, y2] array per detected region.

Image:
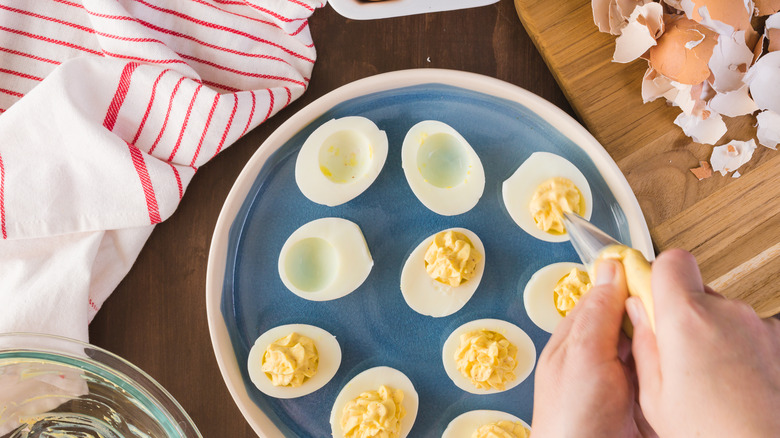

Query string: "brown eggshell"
[[755, 0, 780, 16], [686, 0, 758, 46], [649, 16, 718, 84]]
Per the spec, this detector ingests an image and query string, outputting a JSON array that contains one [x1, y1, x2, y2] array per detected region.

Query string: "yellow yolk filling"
[[472, 421, 531, 438], [455, 329, 518, 390], [529, 177, 585, 235], [424, 230, 482, 287], [341, 385, 406, 438], [261, 332, 318, 388], [553, 268, 593, 317]]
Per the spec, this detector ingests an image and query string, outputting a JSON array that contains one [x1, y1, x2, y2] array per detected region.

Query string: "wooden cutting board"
[[514, 0, 779, 317]]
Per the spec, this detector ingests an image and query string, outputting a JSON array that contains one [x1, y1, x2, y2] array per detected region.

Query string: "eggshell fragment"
[[710, 139, 757, 175], [745, 51, 780, 113], [755, 0, 780, 16], [680, 0, 753, 35], [709, 85, 758, 116], [641, 67, 679, 102], [614, 2, 665, 63], [767, 13, 780, 52], [648, 17, 718, 84], [690, 160, 713, 180], [674, 110, 727, 144], [708, 31, 754, 93], [756, 110, 780, 149], [593, 0, 649, 35]]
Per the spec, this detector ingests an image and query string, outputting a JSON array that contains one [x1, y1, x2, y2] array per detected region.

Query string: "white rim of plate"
[[205, 68, 654, 438], [328, 0, 499, 21]]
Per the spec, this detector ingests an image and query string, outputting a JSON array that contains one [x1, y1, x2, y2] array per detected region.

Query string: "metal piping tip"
[[562, 211, 622, 267]]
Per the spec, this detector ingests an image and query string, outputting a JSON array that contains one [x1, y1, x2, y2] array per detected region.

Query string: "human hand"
[[531, 260, 656, 437], [628, 249, 780, 438]]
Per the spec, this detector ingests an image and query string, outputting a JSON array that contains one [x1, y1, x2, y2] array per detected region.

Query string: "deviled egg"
[[295, 116, 388, 207], [502, 152, 592, 242], [400, 228, 485, 317], [330, 366, 418, 438], [523, 262, 592, 333], [442, 319, 536, 395], [443, 410, 531, 438], [401, 120, 485, 216], [278, 217, 372, 301], [247, 323, 341, 399]]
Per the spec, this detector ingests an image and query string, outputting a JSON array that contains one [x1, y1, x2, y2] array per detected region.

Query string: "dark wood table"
[[88, 1, 571, 436]]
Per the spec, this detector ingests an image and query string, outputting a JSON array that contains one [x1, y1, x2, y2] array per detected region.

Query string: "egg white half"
[[442, 410, 531, 438], [502, 152, 593, 243], [278, 217, 373, 301], [400, 228, 485, 318], [295, 116, 388, 207], [442, 318, 536, 395], [401, 120, 485, 216], [247, 324, 341, 399], [330, 366, 419, 438], [524, 262, 587, 333]]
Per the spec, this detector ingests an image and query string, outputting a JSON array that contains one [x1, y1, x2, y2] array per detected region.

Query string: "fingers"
[[563, 259, 629, 352], [651, 249, 705, 321], [626, 295, 661, 409], [545, 260, 628, 351]]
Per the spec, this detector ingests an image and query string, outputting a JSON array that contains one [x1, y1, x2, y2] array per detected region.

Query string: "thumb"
[[627, 296, 661, 408]]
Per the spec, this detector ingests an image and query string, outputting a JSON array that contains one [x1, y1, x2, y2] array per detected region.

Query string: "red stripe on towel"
[[0, 47, 61, 65], [0, 88, 24, 98], [0, 68, 44, 82], [149, 76, 186, 154], [190, 93, 220, 168], [132, 69, 172, 145], [127, 143, 162, 224], [0, 26, 102, 56], [0, 152, 6, 239], [104, 62, 140, 131], [213, 94, 238, 158], [168, 84, 203, 162]]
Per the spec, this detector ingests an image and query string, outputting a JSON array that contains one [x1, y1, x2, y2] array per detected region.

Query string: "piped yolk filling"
[[424, 230, 481, 287], [472, 420, 531, 438], [341, 385, 406, 438], [261, 332, 318, 388], [553, 268, 593, 317], [454, 329, 518, 391], [529, 177, 585, 235]]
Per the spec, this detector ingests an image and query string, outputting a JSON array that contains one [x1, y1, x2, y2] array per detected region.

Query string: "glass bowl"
[[0, 333, 201, 438]]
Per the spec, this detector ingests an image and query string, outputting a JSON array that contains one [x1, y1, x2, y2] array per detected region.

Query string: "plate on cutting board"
[[329, 0, 498, 20], [205, 69, 653, 437]]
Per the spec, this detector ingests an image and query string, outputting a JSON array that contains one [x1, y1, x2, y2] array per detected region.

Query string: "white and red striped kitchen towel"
[[0, 0, 324, 342]]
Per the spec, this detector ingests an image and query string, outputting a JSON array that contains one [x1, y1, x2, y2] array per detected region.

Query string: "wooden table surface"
[[88, 1, 569, 436]]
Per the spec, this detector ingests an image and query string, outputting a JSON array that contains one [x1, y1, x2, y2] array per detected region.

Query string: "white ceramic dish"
[[206, 69, 654, 437], [329, 0, 498, 20]]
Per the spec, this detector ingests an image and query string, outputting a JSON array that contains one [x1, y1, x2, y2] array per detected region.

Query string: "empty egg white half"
[[278, 217, 372, 301], [295, 116, 388, 207], [442, 410, 531, 438], [247, 324, 341, 399], [502, 152, 593, 243], [330, 366, 419, 438], [524, 262, 586, 333], [401, 120, 485, 216], [442, 318, 536, 395], [400, 228, 485, 318]]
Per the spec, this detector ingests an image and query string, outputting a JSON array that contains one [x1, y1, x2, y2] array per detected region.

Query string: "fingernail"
[[595, 260, 616, 286], [626, 297, 647, 327]]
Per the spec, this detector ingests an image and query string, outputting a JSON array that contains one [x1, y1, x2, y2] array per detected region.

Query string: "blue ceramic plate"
[[206, 69, 653, 438]]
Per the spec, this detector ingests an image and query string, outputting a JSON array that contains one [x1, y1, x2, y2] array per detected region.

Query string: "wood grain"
[[514, 0, 780, 316]]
